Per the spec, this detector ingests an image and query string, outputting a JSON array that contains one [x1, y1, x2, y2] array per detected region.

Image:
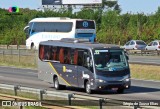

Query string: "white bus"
[[24, 17, 96, 49]]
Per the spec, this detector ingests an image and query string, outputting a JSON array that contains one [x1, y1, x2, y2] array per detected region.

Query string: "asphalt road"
[[128, 55, 160, 65], [0, 66, 160, 101]]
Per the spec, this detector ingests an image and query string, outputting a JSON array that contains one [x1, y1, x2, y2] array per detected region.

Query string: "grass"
[[0, 88, 97, 109], [130, 64, 160, 81], [0, 54, 37, 69]]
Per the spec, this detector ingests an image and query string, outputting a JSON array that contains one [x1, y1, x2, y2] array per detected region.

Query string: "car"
[[145, 40, 160, 50], [123, 40, 147, 50]]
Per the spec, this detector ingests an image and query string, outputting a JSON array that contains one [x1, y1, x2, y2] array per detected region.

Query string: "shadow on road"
[[50, 85, 160, 95], [126, 85, 160, 94]]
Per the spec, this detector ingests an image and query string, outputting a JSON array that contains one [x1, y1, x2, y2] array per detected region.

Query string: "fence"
[[0, 48, 37, 68], [0, 45, 26, 49], [0, 84, 159, 109]]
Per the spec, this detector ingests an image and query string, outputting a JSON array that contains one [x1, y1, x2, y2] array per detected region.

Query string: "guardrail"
[[126, 50, 160, 56], [0, 84, 159, 109]]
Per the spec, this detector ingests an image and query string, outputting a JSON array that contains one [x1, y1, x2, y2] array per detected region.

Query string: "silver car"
[[145, 40, 160, 51], [123, 40, 147, 50]]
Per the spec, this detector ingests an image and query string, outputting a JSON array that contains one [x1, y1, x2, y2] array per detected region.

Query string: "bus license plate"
[[112, 88, 118, 90]]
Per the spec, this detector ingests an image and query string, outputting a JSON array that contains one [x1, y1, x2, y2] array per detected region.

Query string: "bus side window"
[[77, 50, 83, 66], [59, 48, 64, 64], [83, 50, 94, 73], [39, 45, 44, 60], [64, 48, 71, 64], [52, 47, 57, 60], [74, 50, 78, 65], [44, 46, 51, 60]]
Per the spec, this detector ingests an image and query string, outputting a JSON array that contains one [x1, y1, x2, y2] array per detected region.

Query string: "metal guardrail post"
[[68, 94, 73, 106], [99, 98, 104, 109], [14, 85, 21, 101], [141, 50, 143, 56], [39, 89, 46, 101], [19, 105, 23, 109], [133, 105, 139, 109], [14, 85, 21, 96]]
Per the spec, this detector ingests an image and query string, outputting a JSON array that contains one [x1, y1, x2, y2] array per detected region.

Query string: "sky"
[[0, 0, 160, 14]]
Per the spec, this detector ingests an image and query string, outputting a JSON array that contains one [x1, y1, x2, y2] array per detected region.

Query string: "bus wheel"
[[31, 43, 34, 49], [85, 81, 92, 94], [117, 88, 124, 94], [54, 78, 60, 90], [54, 78, 66, 90]]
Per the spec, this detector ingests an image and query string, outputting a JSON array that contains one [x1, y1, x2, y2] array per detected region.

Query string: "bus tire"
[[117, 88, 124, 94], [31, 43, 34, 49], [85, 81, 92, 94], [54, 77, 65, 90], [54, 77, 60, 90]]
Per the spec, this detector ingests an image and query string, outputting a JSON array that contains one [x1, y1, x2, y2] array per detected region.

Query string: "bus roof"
[[29, 17, 94, 23], [39, 40, 120, 50]]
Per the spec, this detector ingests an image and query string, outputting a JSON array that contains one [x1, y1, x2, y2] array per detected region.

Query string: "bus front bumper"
[[91, 80, 131, 90]]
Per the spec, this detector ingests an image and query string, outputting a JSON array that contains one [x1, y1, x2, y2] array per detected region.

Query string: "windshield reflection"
[[94, 49, 128, 71]]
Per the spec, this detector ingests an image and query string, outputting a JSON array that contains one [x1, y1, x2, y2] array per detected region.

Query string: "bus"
[[24, 17, 96, 49], [38, 38, 131, 94]]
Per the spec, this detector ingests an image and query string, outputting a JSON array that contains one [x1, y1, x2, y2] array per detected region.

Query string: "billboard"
[[62, 0, 102, 4], [42, 0, 102, 5], [42, 0, 62, 5]]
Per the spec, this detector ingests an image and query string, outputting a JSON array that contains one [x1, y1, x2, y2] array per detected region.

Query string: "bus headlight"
[[125, 78, 130, 82], [96, 79, 106, 83]]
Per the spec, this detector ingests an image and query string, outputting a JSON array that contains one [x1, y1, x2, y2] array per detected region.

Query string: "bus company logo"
[[9, 6, 19, 13], [83, 21, 89, 28]]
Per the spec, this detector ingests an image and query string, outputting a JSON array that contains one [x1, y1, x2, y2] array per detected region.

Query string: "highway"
[[0, 66, 160, 101]]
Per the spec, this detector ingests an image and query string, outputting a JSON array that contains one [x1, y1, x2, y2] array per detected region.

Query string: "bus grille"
[[108, 81, 122, 84]]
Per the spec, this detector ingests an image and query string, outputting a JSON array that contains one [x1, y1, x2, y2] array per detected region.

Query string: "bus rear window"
[[76, 21, 95, 29]]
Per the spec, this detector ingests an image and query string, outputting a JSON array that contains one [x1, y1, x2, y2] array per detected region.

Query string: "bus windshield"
[[93, 49, 128, 71]]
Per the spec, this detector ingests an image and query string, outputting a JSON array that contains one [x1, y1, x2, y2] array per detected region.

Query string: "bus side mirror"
[[124, 51, 129, 60], [126, 55, 129, 60], [87, 56, 93, 67]]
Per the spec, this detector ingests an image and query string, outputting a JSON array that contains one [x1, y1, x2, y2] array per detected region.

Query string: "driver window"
[[77, 49, 93, 73]]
